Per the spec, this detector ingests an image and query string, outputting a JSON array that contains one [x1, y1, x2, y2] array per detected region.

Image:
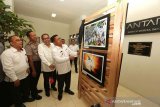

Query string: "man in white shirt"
[[38, 33, 57, 97], [52, 34, 78, 101], [69, 39, 79, 73], [1, 35, 33, 107], [61, 39, 65, 44]]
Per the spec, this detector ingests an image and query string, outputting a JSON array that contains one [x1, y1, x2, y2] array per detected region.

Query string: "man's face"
[[42, 35, 50, 45], [29, 32, 37, 42], [10, 36, 22, 49], [61, 39, 65, 44], [71, 40, 75, 45], [54, 36, 62, 46]]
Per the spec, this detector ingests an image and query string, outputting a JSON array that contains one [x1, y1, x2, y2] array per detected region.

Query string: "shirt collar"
[[42, 42, 52, 48], [10, 47, 23, 52], [55, 45, 62, 49], [29, 41, 38, 45]]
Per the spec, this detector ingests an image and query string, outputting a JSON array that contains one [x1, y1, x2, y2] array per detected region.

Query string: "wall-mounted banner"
[[128, 42, 152, 57], [125, 16, 160, 35]]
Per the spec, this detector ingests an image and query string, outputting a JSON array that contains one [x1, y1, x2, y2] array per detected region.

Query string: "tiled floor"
[[25, 70, 89, 107], [116, 85, 160, 107], [24, 68, 159, 107]]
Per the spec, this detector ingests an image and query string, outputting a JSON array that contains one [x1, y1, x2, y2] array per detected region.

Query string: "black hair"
[[8, 35, 16, 43], [41, 33, 49, 40], [50, 34, 58, 43], [26, 30, 33, 37]]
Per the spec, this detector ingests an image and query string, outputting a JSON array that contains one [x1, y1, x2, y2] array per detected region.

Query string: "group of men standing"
[[0, 31, 79, 107]]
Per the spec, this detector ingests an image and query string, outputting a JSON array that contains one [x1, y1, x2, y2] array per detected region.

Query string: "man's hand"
[[32, 70, 37, 77], [14, 79, 20, 87], [77, 51, 80, 56], [26, 68, 30, 73], [49, 64, 55, 70], [69, 56, 75, 60]]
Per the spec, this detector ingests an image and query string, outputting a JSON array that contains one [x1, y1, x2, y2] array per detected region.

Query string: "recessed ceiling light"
[[60, 0, 64, 2], [51, 13, 56, 18]]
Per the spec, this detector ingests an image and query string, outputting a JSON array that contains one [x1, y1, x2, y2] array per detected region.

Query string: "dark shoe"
[[37, 89, 43, 93], [33, 95, 42, 100], [23, 97, 35, 103], [58, 94, 62, 101], [65, 90, 74, 95], [45, 92, 50, 97], [52, 87, 57, 91]]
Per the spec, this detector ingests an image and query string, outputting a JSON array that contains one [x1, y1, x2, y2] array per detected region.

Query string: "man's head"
[[61, 39, 65, 44], [8, 35, 22, 50], [26, 31, 37, 42], [52, 34, 62, 47], [71, 39, 75, 45], [41, 33, 50, 46]]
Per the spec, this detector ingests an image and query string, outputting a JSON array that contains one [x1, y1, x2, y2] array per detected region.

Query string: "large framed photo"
[[82, 50, 107, 86], [83, 14, 110, 50]]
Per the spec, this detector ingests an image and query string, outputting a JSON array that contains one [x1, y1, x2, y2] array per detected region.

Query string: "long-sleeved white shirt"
[[38, 43, 55, 72], [52, 44, 77, 75], [1, 47, 29, 82], [69, 44, 79, 57]]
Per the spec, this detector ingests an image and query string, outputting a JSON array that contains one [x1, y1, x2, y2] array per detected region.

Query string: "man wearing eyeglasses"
[[38, 33, 57, 97], [51, 34, 78, 101], [1, 35, 33, 107]]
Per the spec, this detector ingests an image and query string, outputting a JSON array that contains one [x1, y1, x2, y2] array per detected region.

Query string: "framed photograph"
[[83, 14, 110, 50], [82, 50, 107, 86]]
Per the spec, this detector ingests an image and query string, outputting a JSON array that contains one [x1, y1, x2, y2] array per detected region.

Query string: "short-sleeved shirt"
[[25, 41, 41, 61]]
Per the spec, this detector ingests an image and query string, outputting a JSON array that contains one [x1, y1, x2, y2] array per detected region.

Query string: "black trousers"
[[57, 71, 71, 95], [70, 57, 78, 72], [29, 61, 41, 98], [43, 70, 57, 93], [0, 81, 12, 107], [4, 76, 30, 106]]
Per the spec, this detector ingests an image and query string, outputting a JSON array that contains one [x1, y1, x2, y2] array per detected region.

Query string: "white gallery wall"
[[69, 17, 81, 35], [119, 0, 160, 104], [18, 14, 70, 45]]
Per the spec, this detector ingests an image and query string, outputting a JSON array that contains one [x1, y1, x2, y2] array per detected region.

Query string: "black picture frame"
[[83, 14, 110, 50], [82, 50, 107, 86]]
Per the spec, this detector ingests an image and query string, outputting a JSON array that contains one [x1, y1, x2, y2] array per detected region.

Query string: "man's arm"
[[38, 44, 51, 66], [38, 44, 54, 70], [67, 46, 77, 57], [1, 52, 20, 87], [27, 55, 36, 77], [52, 50, 69, 64], [25, 45, 36, 77]]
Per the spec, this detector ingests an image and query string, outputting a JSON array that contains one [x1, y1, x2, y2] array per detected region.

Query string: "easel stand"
[[78, 0, 128, 107]]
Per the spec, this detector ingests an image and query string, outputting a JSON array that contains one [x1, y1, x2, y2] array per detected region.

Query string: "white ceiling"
[[14, 0, 108, 24]]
